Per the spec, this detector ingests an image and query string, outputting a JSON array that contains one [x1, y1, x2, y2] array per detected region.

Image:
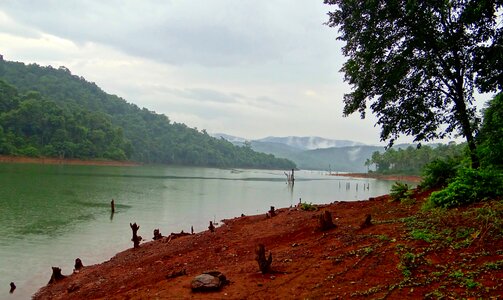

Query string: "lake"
[[0, 163, 397, 299]]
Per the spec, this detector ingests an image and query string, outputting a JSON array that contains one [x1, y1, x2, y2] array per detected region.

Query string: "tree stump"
[[255, 244, 272, 273], [130, 222, 141, 248], [208, 221, 215, 233], [48, 267, 66, 284], [153, 228, 163, 240], [191, 226, 194, 235], [74, 258, 84, 271], [10, 282, 16, 293], [111, 199, 115, 213], [318, 210, 336, 231], [360, 214, 372, 229], [268, 206, 276, 217]]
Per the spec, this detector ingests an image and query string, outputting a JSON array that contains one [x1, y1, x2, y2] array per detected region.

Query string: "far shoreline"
[[331, 172, 421, 183], [0, 155, 141, 167]]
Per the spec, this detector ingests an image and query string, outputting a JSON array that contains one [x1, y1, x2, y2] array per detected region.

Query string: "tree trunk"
[[255, 244, 272, 273], [453, 89, 480, 169]]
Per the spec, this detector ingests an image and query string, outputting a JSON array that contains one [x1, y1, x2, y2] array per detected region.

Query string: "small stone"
[[270, 276, 276, 280]]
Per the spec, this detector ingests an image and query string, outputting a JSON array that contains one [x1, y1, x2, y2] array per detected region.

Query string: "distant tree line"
[[0, 61, 295, 170], [365, 143, 466, 175]]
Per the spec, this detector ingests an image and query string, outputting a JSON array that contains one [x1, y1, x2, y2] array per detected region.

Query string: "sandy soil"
[[0, 155, 139, 167], [32, 191, 503, 299]]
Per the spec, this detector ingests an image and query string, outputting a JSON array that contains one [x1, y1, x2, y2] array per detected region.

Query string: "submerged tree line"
[[0, 60, 295, 169]]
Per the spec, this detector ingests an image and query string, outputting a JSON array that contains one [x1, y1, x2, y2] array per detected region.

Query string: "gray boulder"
[[191, 271, 228, 292]]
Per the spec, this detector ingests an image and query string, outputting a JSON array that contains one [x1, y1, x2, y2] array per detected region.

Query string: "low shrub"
[[390, 182, 410, 202], [424, 168, 503, 209], [420, 157, 462, 190], [300, 202, 317, 211]]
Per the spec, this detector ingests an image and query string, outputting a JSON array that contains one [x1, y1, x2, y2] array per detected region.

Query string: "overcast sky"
[[0, 1, 492, 145]]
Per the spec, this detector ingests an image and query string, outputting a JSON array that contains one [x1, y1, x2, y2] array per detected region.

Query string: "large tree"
[[325, 0, 502, 168]]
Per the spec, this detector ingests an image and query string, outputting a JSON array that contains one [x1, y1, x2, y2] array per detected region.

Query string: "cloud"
[[0, 1, 396, 145], [0, 11, 40, 38], [167, 88, 237, 104], [0, 1, 339, 68]]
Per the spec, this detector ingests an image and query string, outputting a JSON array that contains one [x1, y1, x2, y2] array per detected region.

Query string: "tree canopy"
[[0, 60, 296, 170], [365, 142, 466, 175], [477, 92, 503, 169], [325, 0, 503, 168]]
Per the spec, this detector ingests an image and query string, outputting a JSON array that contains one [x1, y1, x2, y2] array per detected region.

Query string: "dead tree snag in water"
[[130, 222, 141, 248], [255, 244, 272, 273]]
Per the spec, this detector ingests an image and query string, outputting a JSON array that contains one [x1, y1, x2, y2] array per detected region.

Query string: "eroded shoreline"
[[0, 155, 140, 167]]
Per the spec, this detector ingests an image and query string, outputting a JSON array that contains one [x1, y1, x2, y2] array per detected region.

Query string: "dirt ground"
[[33, 190, 503, 299]]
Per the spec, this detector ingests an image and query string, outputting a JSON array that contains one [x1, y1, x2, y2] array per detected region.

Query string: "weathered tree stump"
[[9, 282, 16, 293], [48, 267, 67, 284], [130, 222, 141, 248], [318, 210, 336, 231], [255, 244, 273, 273], [268, 206, 276, 217], [208, 221, 215, 233], [191, 226, 194, 235], [111, 199, 115, 213], [360, 214, 372, 229], [153, 228, 163, 240], [74, 258, 84, 271]]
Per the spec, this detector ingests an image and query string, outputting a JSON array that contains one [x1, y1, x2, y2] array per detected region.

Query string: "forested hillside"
[[0, 60, 295, 169], [366, 143, 466, 175]]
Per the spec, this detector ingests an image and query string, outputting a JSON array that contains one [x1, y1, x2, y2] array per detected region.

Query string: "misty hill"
[[253, 142, 383, 172], [0, 60, 295, 169], [212, 133, 382, 172], [257, 136, 365, 150]]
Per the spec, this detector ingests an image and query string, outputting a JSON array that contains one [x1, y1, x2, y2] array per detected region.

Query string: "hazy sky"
[[0, 1, 492, 145]]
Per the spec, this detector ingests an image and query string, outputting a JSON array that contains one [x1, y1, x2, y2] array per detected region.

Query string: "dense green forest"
[[365, 143, 466, 175], [0, 60, 295, 169]]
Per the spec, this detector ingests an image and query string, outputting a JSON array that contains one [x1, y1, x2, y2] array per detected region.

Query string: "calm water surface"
[[0, 163, 396, 298]]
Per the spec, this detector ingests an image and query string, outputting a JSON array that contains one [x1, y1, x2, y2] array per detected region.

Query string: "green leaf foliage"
[[390, 181, 410, 202], [367, 143, 465, 175], [0, 61, 295, 169], [477, 93, 503, 169], [420, 157, 463, 190], [425, 168, 503, 209], [325, 0, 503, 168]]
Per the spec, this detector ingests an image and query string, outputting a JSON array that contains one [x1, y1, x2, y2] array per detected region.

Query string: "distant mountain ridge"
[[257, 136, 366, 150], [212, 134, 366, 150], [212, 133, 379, 172]]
